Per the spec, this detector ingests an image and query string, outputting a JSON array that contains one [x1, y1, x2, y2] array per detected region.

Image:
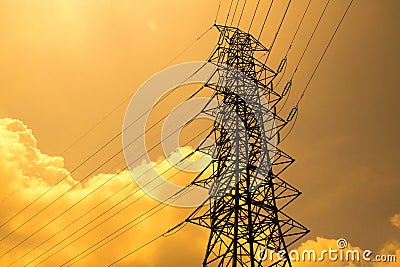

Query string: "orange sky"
[[0, 0, 399, 266]]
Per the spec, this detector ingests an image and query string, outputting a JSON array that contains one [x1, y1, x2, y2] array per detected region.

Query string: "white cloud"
[[390, 214, 400, 229]]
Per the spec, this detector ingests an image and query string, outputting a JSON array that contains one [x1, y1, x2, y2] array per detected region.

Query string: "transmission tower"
[[185, 25, 309, 267]]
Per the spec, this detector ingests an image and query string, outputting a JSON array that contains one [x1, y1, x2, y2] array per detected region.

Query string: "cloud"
[[290, 236, 399, 267], [390, 214, 400, 229], [291, 237, 363, 267], [373, 240, 400, 267], [0, 118, 206, 266], [0, 118, 398, 267]]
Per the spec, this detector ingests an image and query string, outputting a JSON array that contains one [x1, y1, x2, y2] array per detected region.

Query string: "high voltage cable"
[[276, 0, 312, 114], [1, 0, 269, 238], [108, 197, 196, 267], [215, 0, 223, 24], [4, 65, 216, 258], [4, 30, 270, 248], [224, 0, 235, 26], [108, 206, 193, 266], [163, 26, 214, 68], [296, 0, 354, 106], [274, 0, 332, 121], [51, 155, 212, 266], [63, 9, 217, 157], [1, 0, 354, 264], [1, 74, 215, 256], [0, 135, 123, 241], [0, 188, 19, 205], [237, 0, 247, 27], [277, 0, 332, 140], [248, 0, 262, 32], [2, 21, 269, 257], [23, 127, 214, 266], [67, 203, 172, 266], [64, 178, 208, 266], [285, 0, 312, 58], [59, 93, 132, 156], [107, 180, 210, 266], [258, 0, 274, 39], [0, 24, 214, 232], [281, 0, 354, 142], [32, 2, 316, 262], [107, 188, 200, 266], [108, 2, 357, 263], [289, 0, 332, 81], [0, 63, 212, 245], [108, 232, 165, 266], [107, 1, 356, 264], [46, 114, 215, 266], [7, 180, 135, 266], [31, 160, 206, 266], [22, 101, 215, 262], [1, 114, 209, 260], [0, 129, 121, 231], [264, 0, 292, 63], [230, 0, 241, 26], [1, 61, 211, 231]]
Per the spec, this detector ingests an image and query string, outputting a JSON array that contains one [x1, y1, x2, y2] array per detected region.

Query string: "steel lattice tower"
[[186, 25, 309, 267]]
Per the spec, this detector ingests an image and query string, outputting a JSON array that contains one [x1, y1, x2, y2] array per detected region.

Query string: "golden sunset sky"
[[0, 0, 399, 266]]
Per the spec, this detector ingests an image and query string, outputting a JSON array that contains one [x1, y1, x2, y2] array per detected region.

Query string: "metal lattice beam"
[[186, 25, 309, 267]]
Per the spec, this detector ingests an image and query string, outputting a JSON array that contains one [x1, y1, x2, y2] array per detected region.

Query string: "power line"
[[108, 220, 188, 266], [274, 0, 332, 125], [2, 78, 214, 258], [289, 0, 332, 80], [8, 75, 216, 262], [107, 182, 206, 266], [284, 0, 312, 58], [281, 0, 354, 142], [264, 0, 292, 63], [0, 63, 212, 245], [237, 0, 247, 27], [7, 179, 134, 266], [275, 0, 312, 114], [101, 2, 356, 266], [42, 151, 212, 266], [0, 24, 214, 232], [277, 0, 332, 142], [296, 0, 354, 106], [248, 0, 261, 32], [230, 0, 241, 26], [59, 93, 131, 156], [6, 29, 276, 249], [1, 117, 201, 259], [0, 129, 121, 231], [5, 18, 273, 260], [163, 26, 213, 68], [19, 43, 288, 262], [258, 0, 274, 39], [66, 183, 205, 266], [215, 0, 223, 24], [224, 0, 235, 26], [2, 1, 355, 264], [24, 127, 213, 266], [108, 233, 164, 266]]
